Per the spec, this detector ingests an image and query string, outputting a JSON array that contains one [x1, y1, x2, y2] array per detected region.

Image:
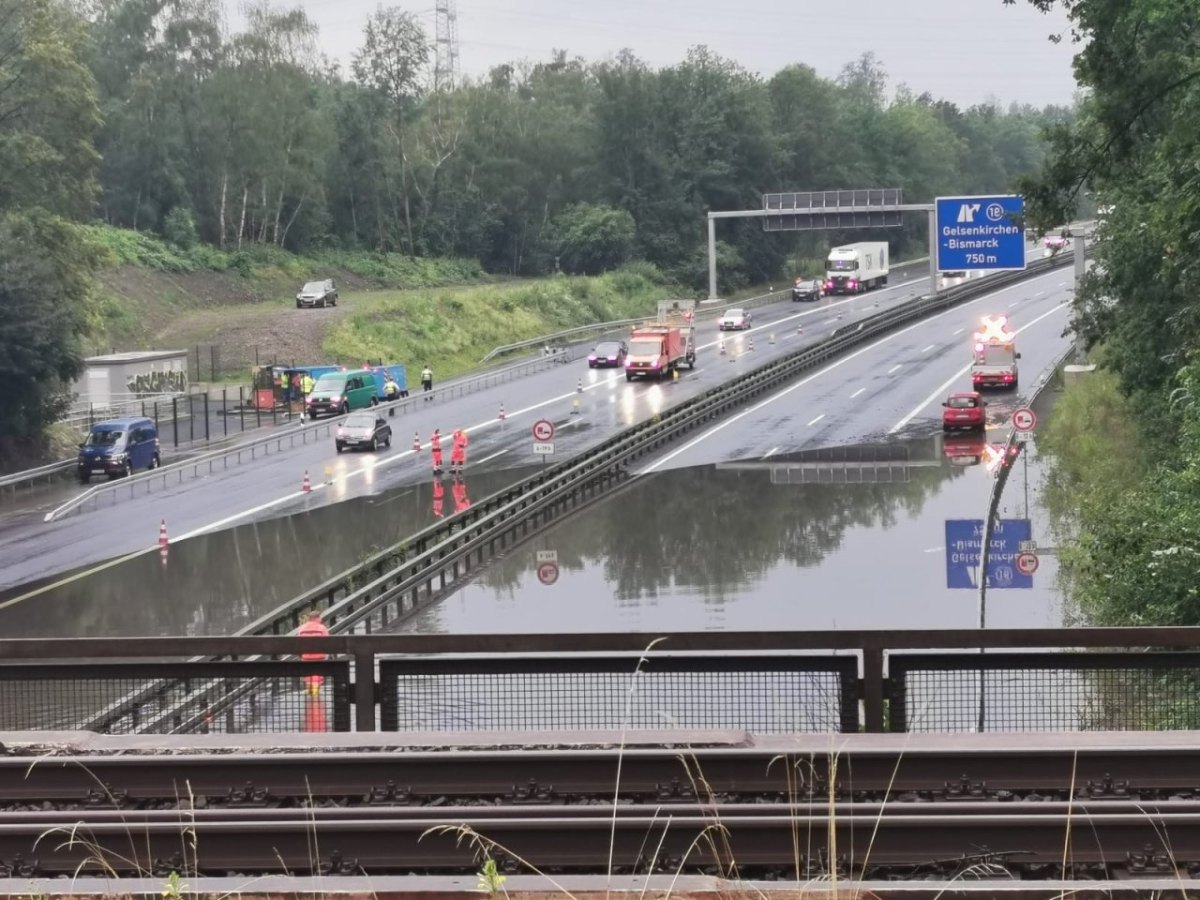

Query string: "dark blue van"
[[77, 417, 161, 483]]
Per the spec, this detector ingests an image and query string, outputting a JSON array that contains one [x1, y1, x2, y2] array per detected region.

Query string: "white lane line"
[[924, 546, 944, 553], [1035, 291, 1045, 297], [850, 387, 866, 399], [1058, 281, 1067, 286], [473, 448, 510, 466], [953, 328, 965, 336], [763, 446, 780, 459], [1008, 300, 1019, 307], [806, 414, 825, 427], [887, 364, 903, 374], [921, 345, 935, 353], [887, 301, 1070, 434], [642, 267, 1069, 474]]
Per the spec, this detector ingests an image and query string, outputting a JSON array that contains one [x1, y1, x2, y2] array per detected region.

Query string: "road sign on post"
[[1012, 407, 1037, 431], [762, 189, 905, 231], [1016, 552, 1039, 576], [945, 518, 1034, 589], [536, 561, 559, 585], [935, 195, 1026, 272], [532, 441, 554, 456], [532, 419, 555, 442]]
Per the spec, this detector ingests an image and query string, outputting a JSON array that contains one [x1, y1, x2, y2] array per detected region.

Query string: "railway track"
[[4, 740, 1199, 809], [1, 803, 1197, 878]]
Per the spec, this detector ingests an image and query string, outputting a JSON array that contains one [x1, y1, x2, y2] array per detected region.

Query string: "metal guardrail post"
[[354, 649, 376, 731], [862, 647, 886, 732]]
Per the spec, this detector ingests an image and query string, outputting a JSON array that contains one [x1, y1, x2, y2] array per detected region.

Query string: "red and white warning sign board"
[[532, 419, 556, 442], [536, 561, 560, 585], [1011, 407, 1037, 431], [1015, 552, 1039, 576]]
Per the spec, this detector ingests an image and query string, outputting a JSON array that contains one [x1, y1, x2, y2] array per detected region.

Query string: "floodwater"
[[400, 429, 1065, 635], [0, 405, 1067, 641]]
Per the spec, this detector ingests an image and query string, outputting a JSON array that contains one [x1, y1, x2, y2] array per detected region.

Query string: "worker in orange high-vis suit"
[[430, 427, 443, 474], [432, 473, 445, 518], [450, 428, 469, 474], [452, 475, 470, 514], [297, 610, 329, 696]]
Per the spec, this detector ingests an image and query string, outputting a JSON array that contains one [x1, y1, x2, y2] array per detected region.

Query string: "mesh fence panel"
[[889, 652, 1200, 732], [380, 654, 858, 732], [0, 661, 351, 734]]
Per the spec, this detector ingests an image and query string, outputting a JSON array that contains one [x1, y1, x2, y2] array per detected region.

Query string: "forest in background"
[[86, 0, 1072, 286]]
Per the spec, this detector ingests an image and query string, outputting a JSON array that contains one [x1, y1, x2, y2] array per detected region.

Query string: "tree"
[[552, 203, 635, 274], [0, 0, 101, 459]]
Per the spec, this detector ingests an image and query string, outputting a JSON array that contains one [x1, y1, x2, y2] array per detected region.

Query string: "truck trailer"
[[625, 299, 696, 381], [824, 242, 889, 294]]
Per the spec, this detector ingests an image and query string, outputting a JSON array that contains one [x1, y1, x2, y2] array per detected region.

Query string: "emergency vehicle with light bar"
[[971, 314, 1021, 389]]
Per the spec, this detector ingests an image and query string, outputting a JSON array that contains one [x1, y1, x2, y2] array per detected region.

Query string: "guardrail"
[[478, 255, 938, 364], [3, 626, 1198, 734], [240, 249, 1079, 645]]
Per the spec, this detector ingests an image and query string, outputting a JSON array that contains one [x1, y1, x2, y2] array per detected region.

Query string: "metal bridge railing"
[[3, 628, 1200, 735]]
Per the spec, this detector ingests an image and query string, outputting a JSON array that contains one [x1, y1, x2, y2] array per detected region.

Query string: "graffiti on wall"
[[126, 369, 187, 397]]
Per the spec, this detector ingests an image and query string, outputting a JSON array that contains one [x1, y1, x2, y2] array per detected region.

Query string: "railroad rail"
[[7, 732, 1200, 806], [2, 803, 1199, 877]]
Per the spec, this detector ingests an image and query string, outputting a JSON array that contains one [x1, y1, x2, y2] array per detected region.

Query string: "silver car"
[[335, 411, 392, 453]]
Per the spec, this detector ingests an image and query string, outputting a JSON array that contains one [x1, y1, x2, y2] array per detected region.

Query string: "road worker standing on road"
[[297, 611, 330, 696], [420, 364, 433, 399], [384, 370, 399, 415], [430, 428, 444, 474], [450, 428, 469, 474]]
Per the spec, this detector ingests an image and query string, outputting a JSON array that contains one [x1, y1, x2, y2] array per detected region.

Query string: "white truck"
[[824, 242, 889, 295], [971, 315, 1021, 389]]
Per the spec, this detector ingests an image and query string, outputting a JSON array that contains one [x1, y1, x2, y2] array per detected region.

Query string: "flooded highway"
[[0, 425, 1064, 639], [400, 428, 1064, 636]]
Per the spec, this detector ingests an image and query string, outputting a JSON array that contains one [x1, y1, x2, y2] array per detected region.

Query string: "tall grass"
[[324, 264, 680, 378], [83, 223, 484, 289]]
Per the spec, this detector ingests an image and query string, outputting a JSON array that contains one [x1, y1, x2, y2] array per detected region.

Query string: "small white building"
[[75, 350, 189, 407]]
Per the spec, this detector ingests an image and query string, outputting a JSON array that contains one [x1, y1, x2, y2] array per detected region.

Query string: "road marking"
[[806, 414, 825, 427], [921, 345, 935, 353], [924, 546, 944, 553], [1035, 291, 1045, 297], [887, 364, 902, 374], [887, 301, 1070, 434], [763, 446, 780, 459], [1008, 300, 1018, 307], [473, 448, 510, 466], [953, 328, 965, 336], [1058, 281, 1067, 286], [641, 267, 1068, 474], [850, 387, 865, 399]]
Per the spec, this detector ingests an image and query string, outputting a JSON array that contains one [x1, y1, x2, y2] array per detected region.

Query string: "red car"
[[941, 391, 987, 431]]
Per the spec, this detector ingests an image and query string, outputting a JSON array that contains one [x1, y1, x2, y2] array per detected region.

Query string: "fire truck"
[[971, 314, 1020, 389]]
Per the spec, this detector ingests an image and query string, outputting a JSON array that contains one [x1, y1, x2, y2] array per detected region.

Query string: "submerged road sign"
[[945, 518, 1034, 589], [935, 195, 1026, 272]]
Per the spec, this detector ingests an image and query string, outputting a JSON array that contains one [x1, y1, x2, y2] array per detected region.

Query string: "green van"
[[305, 370, 378, 418]]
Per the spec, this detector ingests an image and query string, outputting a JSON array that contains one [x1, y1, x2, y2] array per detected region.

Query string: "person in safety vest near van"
[[430, 428, 443, 474], [298, 611, 329, 696], [450, 428, 468, 473], [384, 370, 399, 415]]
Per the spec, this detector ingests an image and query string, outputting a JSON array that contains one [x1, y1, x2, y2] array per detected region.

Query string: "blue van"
[[77, 417, 161, 483]]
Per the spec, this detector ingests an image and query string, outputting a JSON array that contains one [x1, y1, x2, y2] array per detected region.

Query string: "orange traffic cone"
[[412, 432, 421, 452], [498, 403, 506, 421], [158, 518, 169, 548], [302, 470, 311, 493]]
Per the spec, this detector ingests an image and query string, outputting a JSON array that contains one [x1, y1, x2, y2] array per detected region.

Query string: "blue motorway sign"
[[935, 195, 1026, 272], [945, 518, 1033, 589]]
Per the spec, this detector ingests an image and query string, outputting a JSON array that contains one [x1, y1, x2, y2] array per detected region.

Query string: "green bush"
[[163, 207, 198, 249], [324, 263, 681, 378]]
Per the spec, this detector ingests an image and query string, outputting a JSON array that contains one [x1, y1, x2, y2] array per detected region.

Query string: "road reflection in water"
[[0, 466, 533, 639], [0, 431, 1064, 641], [402, 433, 1065, 636]]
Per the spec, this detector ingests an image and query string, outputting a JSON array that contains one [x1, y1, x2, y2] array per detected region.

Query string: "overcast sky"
[[270, 0, 1080, 108]]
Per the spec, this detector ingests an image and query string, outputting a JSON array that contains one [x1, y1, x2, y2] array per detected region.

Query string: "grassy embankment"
[[85, 226, 685, 381]]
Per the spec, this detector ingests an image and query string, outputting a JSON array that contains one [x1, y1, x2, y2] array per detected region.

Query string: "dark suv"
[[296, 279, 338, 309], [792, 277, 822, 302]]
